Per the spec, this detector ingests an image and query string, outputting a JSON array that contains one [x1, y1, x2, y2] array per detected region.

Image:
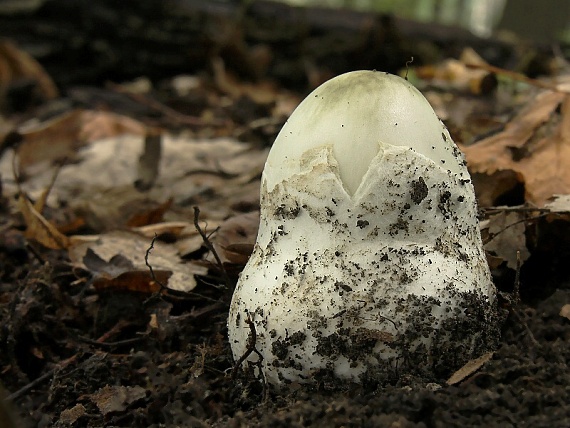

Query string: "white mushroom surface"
[[228, 70, 499, 387]]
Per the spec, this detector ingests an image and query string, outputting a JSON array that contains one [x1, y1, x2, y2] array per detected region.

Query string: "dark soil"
[[1, 225, 569, 427], [0, 1, 569, 427]]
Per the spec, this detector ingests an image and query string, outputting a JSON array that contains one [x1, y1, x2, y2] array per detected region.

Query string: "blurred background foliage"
[[275, 0, 570, 43]]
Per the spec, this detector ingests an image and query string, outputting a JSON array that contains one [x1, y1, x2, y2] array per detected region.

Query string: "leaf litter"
[[461, 82, 570, 206], [0, 36, 569, 428]]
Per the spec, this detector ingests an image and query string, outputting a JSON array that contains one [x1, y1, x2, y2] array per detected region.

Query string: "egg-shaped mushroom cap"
[[265, 71, 466, 195]]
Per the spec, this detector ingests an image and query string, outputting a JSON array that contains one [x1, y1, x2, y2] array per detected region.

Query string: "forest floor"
[[1, 2, 570, 427]]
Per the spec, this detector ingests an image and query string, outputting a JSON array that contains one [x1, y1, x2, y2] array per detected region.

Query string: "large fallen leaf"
[[1, 135, 266, 224], [69, 231, 207, 292], [81, 248, 172, 293], [462, 90, 570, 206]]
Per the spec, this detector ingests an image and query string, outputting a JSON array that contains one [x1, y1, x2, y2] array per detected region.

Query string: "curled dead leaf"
[[446, 352, 494, 385], [17, 192, 70, 249], [462, 90, 570, 206], [0, 39, 58, 100]]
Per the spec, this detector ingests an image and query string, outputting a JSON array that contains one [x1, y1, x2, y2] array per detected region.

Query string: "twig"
[[513, 250, 521, 304], [231, 312, 267, 399], [144, 234, 168, 292], [193, 206, 231, 289], [77, 337, 143, 348], [482, 206, 553, 214], [510, 250, 540, 347], [404, 56, 414, 80], [231, 312, 262, 379], [4, 354, 78, 402], [512, 309, 540, 347]]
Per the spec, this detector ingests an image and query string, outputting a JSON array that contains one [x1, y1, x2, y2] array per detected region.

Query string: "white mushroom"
[[228, 70, 499, 387]]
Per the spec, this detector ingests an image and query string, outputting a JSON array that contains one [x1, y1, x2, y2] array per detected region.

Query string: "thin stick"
[[510, 250, 539, 347], [231, 313, 267, 399], [4, 354, 78, 402], [482, 206, 553, 214], [231, 312, 260, 379], [513, 250, 521, 304], [193, 206, 231, 289], [144, 234, 167, 292]]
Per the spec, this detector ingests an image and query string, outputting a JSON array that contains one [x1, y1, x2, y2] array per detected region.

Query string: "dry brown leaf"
[[78, 110, 147, 142], [148, 313, 159, 329], [446, 352, 494, 385], [135, 221, 194, 238], [15, 109, 148, 174], [221, 243, 255, 265], [137, 220, 225, 258], [76, 243, 169, 294], [126, 197, 172, 227], [0, 39, 58, 100], [560, 304, 570, 321], [484, 211, 530, 269], [58, 404, 87, 425], [16, 109, 86, 170], [73, 186, 163, 232], [462, 91, 570, 206], [68, 231, 207, 292], [415, 48, 496, 95], [17, 192, 70, 249], [93, 268, 172, 294], [1, 135, 266, 228], [210, 211, 259, 266], [89, 385, 146, 416]]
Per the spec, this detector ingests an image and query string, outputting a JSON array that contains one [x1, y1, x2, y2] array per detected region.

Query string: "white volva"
[[228, 71, 499, 387]]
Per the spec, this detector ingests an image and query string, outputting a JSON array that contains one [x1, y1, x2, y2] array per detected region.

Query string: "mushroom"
[[228, 70, 499, 387]]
